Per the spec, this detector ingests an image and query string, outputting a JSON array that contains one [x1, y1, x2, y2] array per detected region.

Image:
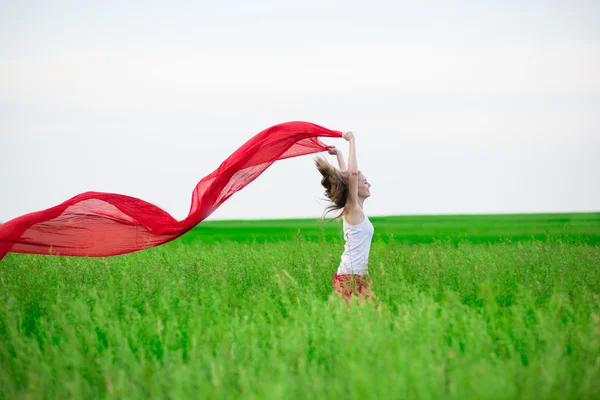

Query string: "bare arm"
[[327, 147, 347, 171], [344, 132, 359, 208]]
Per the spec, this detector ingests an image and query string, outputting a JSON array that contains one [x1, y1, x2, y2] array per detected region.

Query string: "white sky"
[[1, 0, 599, 222]]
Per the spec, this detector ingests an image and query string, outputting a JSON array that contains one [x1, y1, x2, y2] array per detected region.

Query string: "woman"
[[315, 131, 376, 305]]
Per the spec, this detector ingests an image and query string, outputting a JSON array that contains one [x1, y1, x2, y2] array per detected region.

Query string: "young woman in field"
[[315, 131, 377, 305]]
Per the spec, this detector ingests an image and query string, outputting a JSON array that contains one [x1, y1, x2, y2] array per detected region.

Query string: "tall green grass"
[[1, 225, 599, 398]]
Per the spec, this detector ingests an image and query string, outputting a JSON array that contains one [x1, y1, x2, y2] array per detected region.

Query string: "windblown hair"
[[314, 156, 349, 219]]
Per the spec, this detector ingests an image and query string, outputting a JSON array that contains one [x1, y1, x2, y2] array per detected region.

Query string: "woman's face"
[[358, 172, 371, 198]]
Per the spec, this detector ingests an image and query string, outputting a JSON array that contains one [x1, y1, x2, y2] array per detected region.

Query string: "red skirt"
[[333, 274, 376, 304]]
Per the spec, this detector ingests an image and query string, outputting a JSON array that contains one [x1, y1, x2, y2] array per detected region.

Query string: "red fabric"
[[0, 121, 342, 261]]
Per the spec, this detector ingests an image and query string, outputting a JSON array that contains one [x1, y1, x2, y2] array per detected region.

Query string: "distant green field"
[[1, 213, 599, 399], [182, 212, 600, 244]]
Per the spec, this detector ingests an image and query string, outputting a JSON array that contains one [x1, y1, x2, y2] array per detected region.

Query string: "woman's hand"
[[327, 146, 340, 156], [343, 131, 354, 142], [327, 146, 347, 171]]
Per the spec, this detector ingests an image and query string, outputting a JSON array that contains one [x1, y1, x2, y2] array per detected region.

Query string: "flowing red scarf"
[[0, 121, 342, 261]]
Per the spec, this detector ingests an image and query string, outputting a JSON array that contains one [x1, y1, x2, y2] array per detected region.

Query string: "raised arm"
[[327, 146, 347, 171], [344, 131, 360, 215]]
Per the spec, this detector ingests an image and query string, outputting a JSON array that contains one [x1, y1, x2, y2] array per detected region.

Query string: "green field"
[[185, 212, 600, 244], [1, 213, 599, 399]]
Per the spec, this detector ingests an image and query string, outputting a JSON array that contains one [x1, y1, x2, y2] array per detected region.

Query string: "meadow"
[[1, 213, 599, 399]]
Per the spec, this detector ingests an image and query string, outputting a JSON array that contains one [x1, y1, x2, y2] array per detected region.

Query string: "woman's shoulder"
[[343, 206, 365, 226]]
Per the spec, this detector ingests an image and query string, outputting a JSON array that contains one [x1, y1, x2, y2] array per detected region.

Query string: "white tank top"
[[337, 214, 374, 276]]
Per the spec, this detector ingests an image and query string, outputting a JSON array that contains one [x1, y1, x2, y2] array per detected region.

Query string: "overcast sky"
[[1, 0, 599, 222]]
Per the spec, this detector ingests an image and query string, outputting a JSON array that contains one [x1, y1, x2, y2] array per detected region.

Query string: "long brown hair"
[[314, 156, 349, 219]]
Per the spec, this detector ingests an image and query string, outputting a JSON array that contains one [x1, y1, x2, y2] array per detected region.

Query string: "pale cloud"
[[2, 46, 599, 111]]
